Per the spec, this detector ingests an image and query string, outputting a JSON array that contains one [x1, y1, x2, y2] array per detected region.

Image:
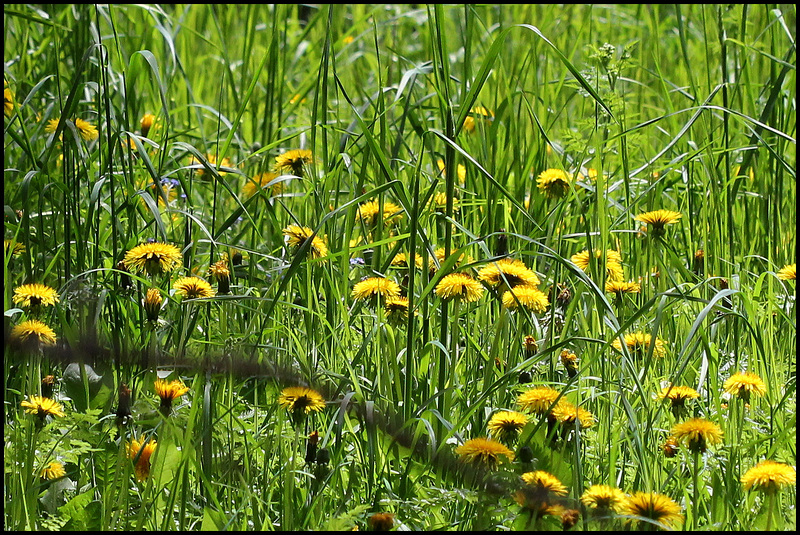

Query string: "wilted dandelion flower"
[[487, 411, 529, 443], [523, 335, 538, 358], [670, 417, 723, 454], [560, 350, 579, 377], [123, 242, 182, 276], [434, 272, 484, 303], [454, 437, 514, 470], [723, 371, 766, 403], [143, 288, 164, 322], [352, 276, 401, 303], [517, 386, 562, 415], [274, 149, 313, 176], [537, 168, 572, 199], [21, 395, 65, 419], [620, 492, 683, 529], [501, 285, 549, 313], [367, 512, 395, 531], [355, 198, 404, 227], [10, 319, 57, 349], [661, 436, 679, 458], [40, 461, 66, 480], [741, 460, 796, 494], [13, 283, 60, 309], [477, 257, 540, 292], [570, 249, 624, 281], [521, 471, 568, 496], [462, 106, 493, 134], [278, 386, 326, 417], [776, 263, 796, 281], [283, 224, 328, 259], [634, 209, 682, 237], [127, 436, 157, 481], [612, 332, 667, 358], [154, 379, 190, 416], [208, 259, 231, 294], [580, 484, 627, 513]]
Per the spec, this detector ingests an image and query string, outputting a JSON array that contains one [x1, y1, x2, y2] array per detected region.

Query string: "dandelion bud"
[[116, 382, 132, 425], [140, 113, 156, 137], [41, 375, 56, 399], [143, 288, 163, 322]]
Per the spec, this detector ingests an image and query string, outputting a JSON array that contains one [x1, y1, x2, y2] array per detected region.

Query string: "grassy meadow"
[[3, 3, 797, 531]]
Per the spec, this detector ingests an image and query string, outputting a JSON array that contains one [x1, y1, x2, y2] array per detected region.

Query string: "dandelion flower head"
[[487, 411, 529, 443], [173, 276, 215, 299], [278, 386, 326, 415], [521, 470, 568, 496], [580, 484, 627, 513], [477, 257, 540, 291], [776, 263, 796, 281], [454, 437, 514, 470], [283, 224, 328, 259], [620, 491, 683, 529], [10, 319, 57, 349], [501, 285, 550, 313], [274, 149, 313, 176], [537, 168, 572, 199], [12, 283, 60, 309], [670, 417, 723, 453], [516, 386, 562, 415], [40, 461, 66, 480], [352, 276, 401, 302], [123, 242, 182, 276], [21, 395, 65, 418], [127, 436, 158, 481], [435, 272, 485, 303], [741, 460, 796, 494]]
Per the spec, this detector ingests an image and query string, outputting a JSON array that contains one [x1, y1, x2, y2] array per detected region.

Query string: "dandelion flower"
[[367, 512, 395, 531], [123, 242, 182, 276], [570, 249, 624, 281], [501, 285, 549, 313], [477, 257, 540, 291], [580, 484, 627, 513], [635, 210, 682, 237], [4, 85, 14, 116], [154, 379, 190, 416], [40, 461, 66, 480], [384, 296, 412, 324], [741, 460, 796, 494], [283, 224, 328, 259], [776, 263, 796, 281], [355, 198, 404, 227], [454, 437, 514, 470], [436, 159, 467, 184], [537, 168, 572, 199], [487, 411, 529, 443], [143, 288, 164, 322], [21, 395, 65, 419], [352, 276, 401, 303], [551, 401, 595, 429], [173, 276, 215, 299], [189, 153, 232, 178], [5, 239, 26, 257], [661, 436, 679, 458], [620, 492, 683, 529], [73, 118, 99, 141], [140, 113, 156, 137], [434, 272, 484, 303], [516, 386, 562, 415], [521, 471, 568, 496], [462, 106, 493, 134], [278, 386, 326, 418], [243, 171, 282, 198], [10, 319, 57, 349], [12, 283, 60, 309], [723, 371, 766, 403], [670, 417, 723, 454], [127, 436, 157, 481], [612, 332, 667, 358], [274, 149, 313, 176], [560, 349, 579, 378], [657, 385, 700, 411], [605, 279, 640, 297]]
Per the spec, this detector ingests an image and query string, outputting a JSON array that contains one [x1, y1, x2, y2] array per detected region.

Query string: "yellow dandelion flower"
[[487, 411, 529, 443], [189, 153, 233, 178], [74, 118, 98, 141], [741, 460, 796, 494], [243, 171, 282, 198], [278, 386, 326, 415], [21, 395, 65, 418], [723, 371, 766, 403], [551, 400, 595, 429], [12, 283, 60, 309], [560, 350, 579, 377], [634, 209, 682, 237], [513, 489, 566, 517], [516, 386, 562, 415], [431, 191, 459, 212], [143, 288, 164, 322], [580, 484, 627, 513], [605, 279, 640, 297], [620, 492, 683, 529], [454, 437, 514, 470], [127, 436, 157, 481], [522, 471, 568, 496], [355, 198, 404, 227], [4, 85, 14, 116], [436, 159, 467, 185], [5, 239, 26, 257], [670, 417, 723, 454], [123, 242, 182, 276], [173, 276, 215, 299], [462, 106, 494, 134], [154, 378, 189, 416], [477, 257, 540, 291], [10, 319, 57, 349], [570, 249, 624, 281], [40, 461, 66, 480], [283, 224, 328, 259], [537, 168, 572, 199], [274, 149, 313, 176], [384, 296, 414, 324], [140, 113, 156, 137], [434, 272, 484, 303], [208, 259, 231, 294], [657, 385, 700, 407], [501, 285, 550, 313], [612, 332, 667, 358], [352, 276, 401, 303], [776, 263, 796, 281]]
